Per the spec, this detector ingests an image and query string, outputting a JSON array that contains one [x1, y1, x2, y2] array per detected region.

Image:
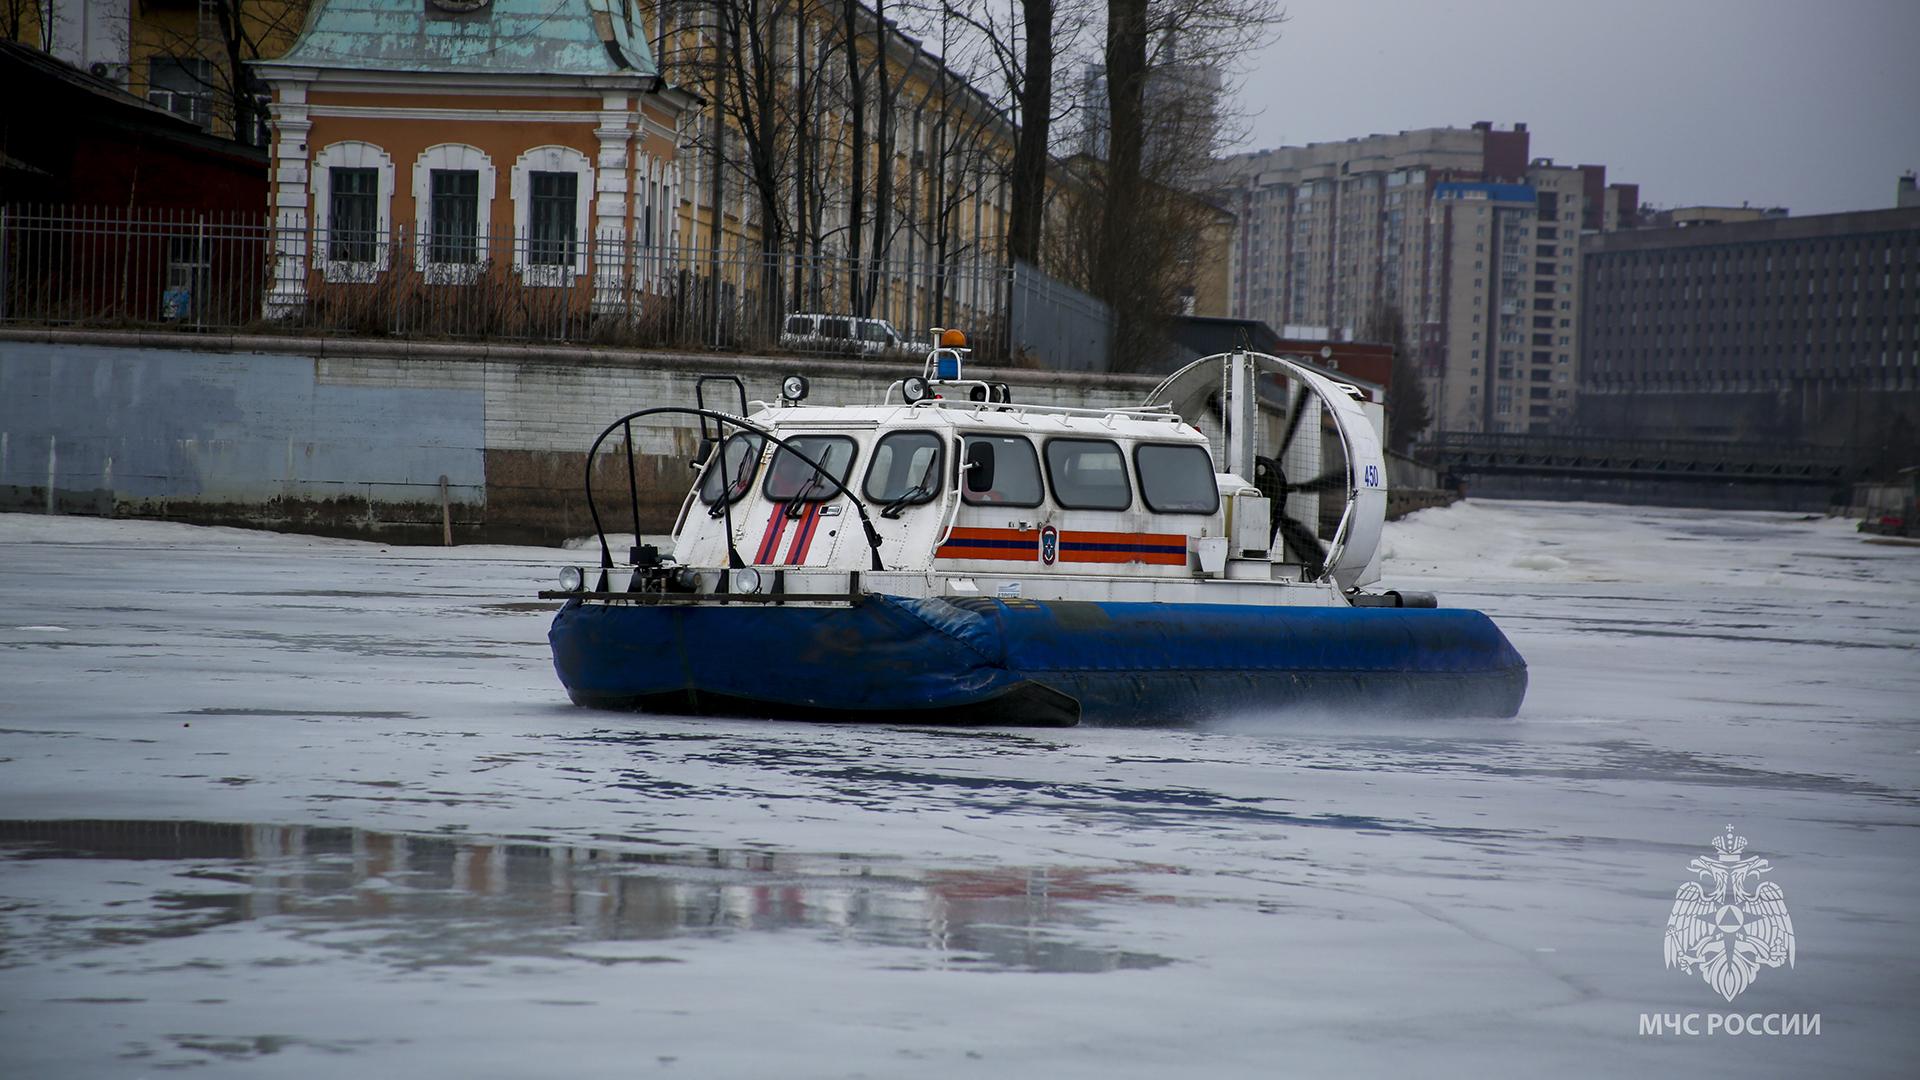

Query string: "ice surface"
[[1, 503, 1915, 1078]]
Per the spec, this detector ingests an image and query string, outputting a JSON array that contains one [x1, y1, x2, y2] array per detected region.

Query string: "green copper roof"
[[263, 0, 656, 78]]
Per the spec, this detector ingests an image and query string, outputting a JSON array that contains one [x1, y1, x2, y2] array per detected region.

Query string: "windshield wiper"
[[881, 460, 941, 519], [880, 481, 933, 519], [783, 473, 825, 517]]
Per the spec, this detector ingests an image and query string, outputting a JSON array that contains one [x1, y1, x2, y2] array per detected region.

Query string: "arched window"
[[510, 145, 594, 286], [412, 144, 497, 282], [312, 141, 394, 281]]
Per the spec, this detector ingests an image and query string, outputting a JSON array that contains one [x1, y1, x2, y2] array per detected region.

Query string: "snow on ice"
[[0, 503, 1915, 1078]]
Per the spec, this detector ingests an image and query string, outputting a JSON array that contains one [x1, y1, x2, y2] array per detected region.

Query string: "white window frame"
[[312, 141, 395, 283], [511, 145, 594, 287], [412, 144, 497, 284]]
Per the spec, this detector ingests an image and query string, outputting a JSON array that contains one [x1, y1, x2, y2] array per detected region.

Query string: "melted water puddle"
[[0, 819, 1173, 976]]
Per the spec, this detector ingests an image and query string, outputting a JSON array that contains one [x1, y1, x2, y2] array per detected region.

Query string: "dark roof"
[[1165, 315, 1387, 392], [0, 39, 196, 130], [0, 39, 267, 168]]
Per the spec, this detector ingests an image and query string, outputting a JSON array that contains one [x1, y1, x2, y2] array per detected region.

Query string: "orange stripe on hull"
[[936, 528, 1189, 566], [1060, 548, 1188, 566]]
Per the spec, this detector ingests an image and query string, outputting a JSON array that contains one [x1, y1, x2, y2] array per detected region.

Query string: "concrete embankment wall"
[[0, 331, 1154, 544]]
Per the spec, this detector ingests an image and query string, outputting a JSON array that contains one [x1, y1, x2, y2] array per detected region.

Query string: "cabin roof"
[[753, 402, 1206, 443]]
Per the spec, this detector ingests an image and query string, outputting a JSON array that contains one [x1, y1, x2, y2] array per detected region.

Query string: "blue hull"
[[549, 595, 1527, 725]]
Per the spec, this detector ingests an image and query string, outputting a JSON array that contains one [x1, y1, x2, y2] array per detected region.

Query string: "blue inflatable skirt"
[[549, 594, 1526, 726]]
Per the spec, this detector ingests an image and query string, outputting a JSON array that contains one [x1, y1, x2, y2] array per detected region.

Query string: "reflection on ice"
[[0, 819, 1172, 974]]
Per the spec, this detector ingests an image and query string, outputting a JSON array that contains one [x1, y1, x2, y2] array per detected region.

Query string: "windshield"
[[864, 431, 944, 504], [697, 433, 765, 506], [763, 435, 858, 502]]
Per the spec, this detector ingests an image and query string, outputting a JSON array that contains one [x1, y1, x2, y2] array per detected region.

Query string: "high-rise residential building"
[[1211, 123, 1641, 434], [1579, 205, 1920, 446]]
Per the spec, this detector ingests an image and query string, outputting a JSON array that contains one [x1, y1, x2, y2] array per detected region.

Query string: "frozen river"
[[1, 502, 1916, 1078]]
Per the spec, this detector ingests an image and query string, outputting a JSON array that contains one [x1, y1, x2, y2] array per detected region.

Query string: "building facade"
[[1211, 123, 1641, 434], [640, 0, 1018, 333], [1579, 206, 1920, 446], [253, 0, 690, 318]]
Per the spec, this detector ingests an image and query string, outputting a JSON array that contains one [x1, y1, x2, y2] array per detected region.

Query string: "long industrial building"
[[1579, 202, 1920, 446]]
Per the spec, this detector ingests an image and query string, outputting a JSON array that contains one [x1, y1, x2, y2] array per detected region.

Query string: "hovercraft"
[[541, 334, 1526, 726]]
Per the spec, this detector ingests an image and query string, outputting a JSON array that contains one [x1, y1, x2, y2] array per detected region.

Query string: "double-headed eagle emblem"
[[1663, 824, 1795, 1002]]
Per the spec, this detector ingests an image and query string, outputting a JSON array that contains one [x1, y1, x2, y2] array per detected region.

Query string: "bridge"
[[1423, 432, 1852, 487]]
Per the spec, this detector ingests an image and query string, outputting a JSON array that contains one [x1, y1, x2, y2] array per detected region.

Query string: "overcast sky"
[[1229, 0, 1920, 215]]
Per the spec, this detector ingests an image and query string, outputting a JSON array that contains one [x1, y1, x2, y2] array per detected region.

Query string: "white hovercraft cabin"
[[660, 331, 1389, 608]]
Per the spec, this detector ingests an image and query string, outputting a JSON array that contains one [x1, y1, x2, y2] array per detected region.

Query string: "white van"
[[781, 313, 913, 357]]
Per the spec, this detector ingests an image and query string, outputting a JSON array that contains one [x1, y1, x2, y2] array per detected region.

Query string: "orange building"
[[252, 0, 692, 318]]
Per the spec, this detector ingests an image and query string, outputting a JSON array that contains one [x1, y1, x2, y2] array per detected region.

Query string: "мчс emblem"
[[1039, 524, 1059, 566], [1663, 824, 1795, 1002]]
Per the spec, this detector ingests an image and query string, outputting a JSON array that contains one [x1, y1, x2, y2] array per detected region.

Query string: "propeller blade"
[[1275, 513, 1328, 579], [1283, 467, 1350, 495], [1252, 455, 1284, 503], [1279, 385, 1312, 454]]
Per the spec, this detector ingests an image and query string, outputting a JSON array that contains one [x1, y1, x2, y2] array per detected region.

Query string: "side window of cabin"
[[960, 435, 1043, 507], [698, 432, 764, 506], [763, 435, 857, 502], [1135, 443, 1220, 514], [1045, 439, 1132, 511], [864, 431, 944, 505]]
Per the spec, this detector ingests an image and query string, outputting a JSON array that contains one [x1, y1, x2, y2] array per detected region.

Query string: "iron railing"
[[1425, 430, 1853, 482], [0, 205, 1015, 361]]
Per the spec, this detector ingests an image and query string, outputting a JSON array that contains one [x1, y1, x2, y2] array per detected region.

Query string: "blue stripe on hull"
[[548, 595, 1528, 724]]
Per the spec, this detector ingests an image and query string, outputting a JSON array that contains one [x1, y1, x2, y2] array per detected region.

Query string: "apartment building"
[[1580, 202, 1920, 445], [1212, 123, 1640, 434]]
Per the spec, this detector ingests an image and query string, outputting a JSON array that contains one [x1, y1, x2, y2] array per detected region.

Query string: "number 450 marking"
[[1362, 464, 1381, 487]]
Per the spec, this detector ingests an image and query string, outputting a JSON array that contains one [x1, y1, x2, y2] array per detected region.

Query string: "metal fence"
[[1008, 258, 1113, 372], [0, 205, 1016, 361], [1425, 430, 1853, 482]]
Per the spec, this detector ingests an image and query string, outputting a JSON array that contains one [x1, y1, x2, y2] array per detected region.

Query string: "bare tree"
[[1074, 0, 1284, 369], [1007, 0, 1053, 266], [1, 0, 44, 45], [886, 10, 1001, 329], [1363, 299, 1431, 453], [839, 0, 870, 306], [138, 0, 310, 145], [1094, 0, 1148, 349], [907, 0, 1096, 268]]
